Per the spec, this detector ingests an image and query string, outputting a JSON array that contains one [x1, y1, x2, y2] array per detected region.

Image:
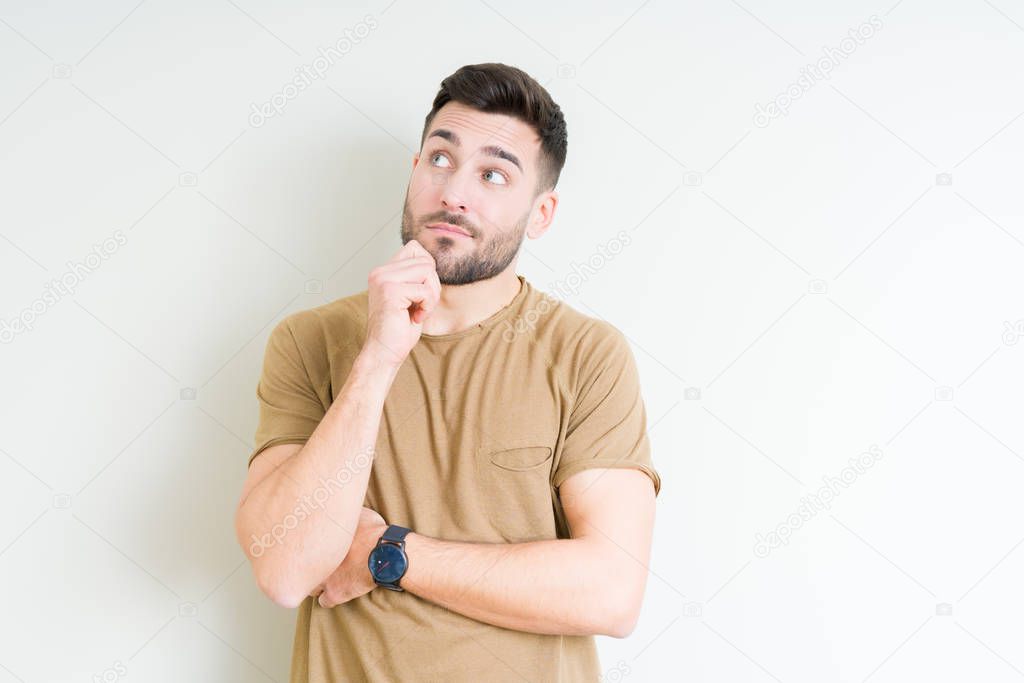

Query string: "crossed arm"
[[314, 467, 657, 639]]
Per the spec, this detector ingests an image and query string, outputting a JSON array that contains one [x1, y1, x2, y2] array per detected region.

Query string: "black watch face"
[[370, 544, 407, 583]]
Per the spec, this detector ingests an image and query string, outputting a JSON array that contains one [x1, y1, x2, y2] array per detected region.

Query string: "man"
[[235, 62, 661, 682]]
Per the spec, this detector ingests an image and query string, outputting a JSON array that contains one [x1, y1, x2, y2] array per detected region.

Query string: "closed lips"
[[427, 223, 470, 236]]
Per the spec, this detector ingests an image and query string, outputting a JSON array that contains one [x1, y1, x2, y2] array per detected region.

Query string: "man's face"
[[401, 101, 549, 285]]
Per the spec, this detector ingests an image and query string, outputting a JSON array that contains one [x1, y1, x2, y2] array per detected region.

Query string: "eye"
[[429, 152, 451, 168], [483, 169, 508, 185]]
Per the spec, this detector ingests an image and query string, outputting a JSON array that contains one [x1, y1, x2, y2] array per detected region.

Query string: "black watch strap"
[[381, 524, 411, 545]]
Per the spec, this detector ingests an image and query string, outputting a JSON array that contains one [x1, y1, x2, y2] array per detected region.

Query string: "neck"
[[421, 268, 523, 336]]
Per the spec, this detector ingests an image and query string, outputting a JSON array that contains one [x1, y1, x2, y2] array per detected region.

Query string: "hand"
[[311, 507, 388, 609], [362, 240, 441, 368]]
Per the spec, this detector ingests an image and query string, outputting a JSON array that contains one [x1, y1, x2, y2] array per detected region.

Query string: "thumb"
[[405, 239, 435, 262], [389, 239, 422, 264]]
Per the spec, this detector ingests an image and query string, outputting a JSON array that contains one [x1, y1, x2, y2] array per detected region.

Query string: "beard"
[[400, 191, 529, 286]]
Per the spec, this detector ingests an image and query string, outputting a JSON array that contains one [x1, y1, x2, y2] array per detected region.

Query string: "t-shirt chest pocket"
[[488, 445, 553, 471], [474, 439, 558, 543]]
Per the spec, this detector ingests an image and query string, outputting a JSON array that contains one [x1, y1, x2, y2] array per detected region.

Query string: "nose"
[[441, 197, 466, 212], [439, 170, 469, 213]]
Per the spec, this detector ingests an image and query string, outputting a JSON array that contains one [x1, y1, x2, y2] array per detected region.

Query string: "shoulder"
[[521, 284, 632, 373], [271, 290, 369, 351]]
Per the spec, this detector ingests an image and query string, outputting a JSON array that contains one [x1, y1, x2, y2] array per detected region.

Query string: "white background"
[[1, 1, 1023, 681]]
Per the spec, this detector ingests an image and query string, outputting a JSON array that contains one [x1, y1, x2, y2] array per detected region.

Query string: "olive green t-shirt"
[[249, 274, 661, 682]]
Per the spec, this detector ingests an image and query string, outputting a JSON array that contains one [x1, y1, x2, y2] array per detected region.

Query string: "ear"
[[526, 189, 558, 240], [412, 153, 419, 170]]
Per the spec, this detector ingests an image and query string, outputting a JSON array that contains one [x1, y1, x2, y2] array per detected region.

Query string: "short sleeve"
[[248, 317, 327, 467], [552, 322, 661, 496]]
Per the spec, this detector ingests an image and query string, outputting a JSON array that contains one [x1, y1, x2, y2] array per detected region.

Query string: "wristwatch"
[[368, 524, 411, 591]]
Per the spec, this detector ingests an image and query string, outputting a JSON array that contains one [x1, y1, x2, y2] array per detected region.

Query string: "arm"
[[346, 468, 656, 637], [234, 348, 399, 607], [235, 241, 441, 608]]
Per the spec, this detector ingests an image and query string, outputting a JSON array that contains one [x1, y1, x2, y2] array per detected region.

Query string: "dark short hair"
[[420, 63, 568, 195]]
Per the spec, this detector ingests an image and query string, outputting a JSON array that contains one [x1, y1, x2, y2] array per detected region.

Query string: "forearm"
[[401, 532, 635, 637], [237, 350, 398, 605]]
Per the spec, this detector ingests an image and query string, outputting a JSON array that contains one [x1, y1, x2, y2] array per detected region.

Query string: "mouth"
[[426, 222, 472, 237]]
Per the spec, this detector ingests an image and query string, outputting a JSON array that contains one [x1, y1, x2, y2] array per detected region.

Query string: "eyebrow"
[[427, 128, 522, 173]]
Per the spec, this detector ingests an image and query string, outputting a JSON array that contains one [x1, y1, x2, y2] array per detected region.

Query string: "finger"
[[409, 281, 440, 325], [404, 280, 439, 321], [425, 267, 441, 305], [380, 282, 434, 325], [418, 280, 440, 320], [420, 268, 441, 321], [387, 240, 420, 264], [369, 260, 436, 291], [318, 592, 331, 609], [389, 239, 432, 264], [381, 282, 434, 311], [405, 239, 435, 262], [372, 259, 437, 286]]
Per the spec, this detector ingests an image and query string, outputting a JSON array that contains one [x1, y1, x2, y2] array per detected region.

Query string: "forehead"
[[425, 101, 539, 167]]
